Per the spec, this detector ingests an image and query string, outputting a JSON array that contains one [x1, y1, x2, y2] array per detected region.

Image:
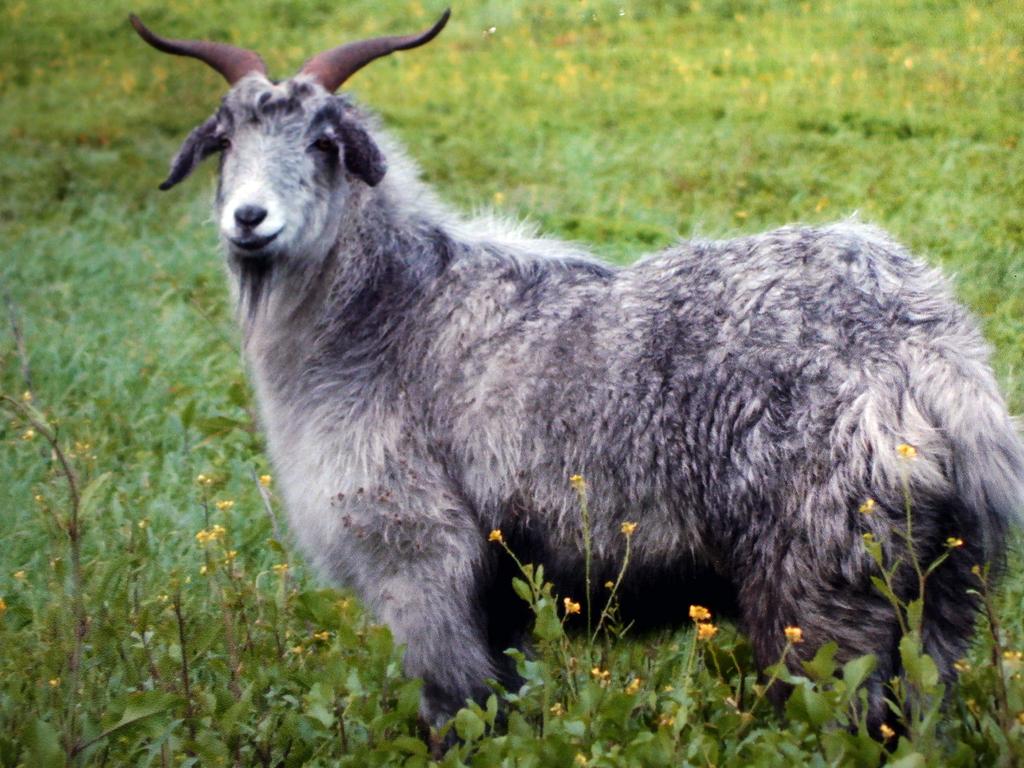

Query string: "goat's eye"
[[217, 136, 231, 151], [313, 137, 335, 153]]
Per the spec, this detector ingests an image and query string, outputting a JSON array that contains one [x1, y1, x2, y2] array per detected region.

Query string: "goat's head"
[[131, 11, 449, 262]]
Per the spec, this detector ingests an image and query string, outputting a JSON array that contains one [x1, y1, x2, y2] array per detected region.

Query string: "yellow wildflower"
[[259, 474, 272, 487], [620, 521, 637, 536], [784, 626, 804, 644], [563, 597, 581, 615], [971, 564, 982, 576], [488, 529, 504, 544], [224, 550, 238, 563], [196, 473, 214, 486], [1004, 650, 1023, 662], [34, 494, 44, 504], [697, 622, 718, 641], [13, 570, 26, 581], [590, 666, 611, 683], [21, 390, 32, 403], [313, 630, 331, 642], [549, 702, 565, 716], [196, 524, 226, 545], [946, 537, 964, 548], [215, 500, 235, 512], [896, 443, 918, 460], [858, 498, 877, 514], [604, 580, 614, 589], [625, 677, 642, 695], [0, 597, 6, 616], [574, 754, 588, 766], [48, 678, 60, 688], [879, 723, 896, 740], [272, 563, 289, 576], [289, 644, 304, 655], [689, 605, 712, 622], [137, 519, 148, 530], [569, 474, 586, 492], [199, 564, 209, 576], [20, 428, 35, 441], [953, 659, 971, 673]]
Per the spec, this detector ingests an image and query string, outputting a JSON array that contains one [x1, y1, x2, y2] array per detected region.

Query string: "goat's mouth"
[[229, 230, 281, 254]]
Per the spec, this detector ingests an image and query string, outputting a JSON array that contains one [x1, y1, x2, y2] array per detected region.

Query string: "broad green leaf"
[[96, 691, 181, 745], [454, 708, 485, 741], [842, 654, 877, 695], [887, 753, 927, 768], [533, 601, 563, 641], [900, 635, 939, 690], [870, 575, 898, 606], [304, 682, 335, 729], [512, 577, 533, 604], [803, 641, 838, 682], [24, 719, 65, 768]]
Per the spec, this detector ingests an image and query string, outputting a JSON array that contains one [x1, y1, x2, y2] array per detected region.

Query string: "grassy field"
[[1, 0, 1023, 765]]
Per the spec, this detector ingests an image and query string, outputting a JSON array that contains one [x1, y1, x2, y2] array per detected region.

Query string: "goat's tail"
[[943, 389, 1024, 573], [904, 353, 1024, 571]]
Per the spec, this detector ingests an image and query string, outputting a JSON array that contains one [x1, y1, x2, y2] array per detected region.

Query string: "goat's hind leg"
[[738, 555, 906, 736], [920, 540, 985, 689]]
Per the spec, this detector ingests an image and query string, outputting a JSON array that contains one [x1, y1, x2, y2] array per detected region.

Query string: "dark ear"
[[337, 120, 387, 187], [160, 116, 220, 190]]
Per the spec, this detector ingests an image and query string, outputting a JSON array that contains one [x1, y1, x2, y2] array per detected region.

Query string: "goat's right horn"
[[300, 9, 451, 92], [129, 14, 267, 85]]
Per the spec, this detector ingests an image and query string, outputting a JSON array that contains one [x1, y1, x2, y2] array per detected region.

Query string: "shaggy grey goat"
[[132, 10, 1023, 737]]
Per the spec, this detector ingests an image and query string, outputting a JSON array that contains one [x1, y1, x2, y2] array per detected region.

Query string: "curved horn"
[[300, 9, 451, 92], [129, 14, 266, 85]]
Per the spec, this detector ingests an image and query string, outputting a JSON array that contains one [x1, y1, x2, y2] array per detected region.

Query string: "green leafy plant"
[[2, 1, 1022, 765]]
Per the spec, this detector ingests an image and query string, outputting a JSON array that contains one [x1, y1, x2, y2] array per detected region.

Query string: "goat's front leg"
[[344, 504, 497, 731]]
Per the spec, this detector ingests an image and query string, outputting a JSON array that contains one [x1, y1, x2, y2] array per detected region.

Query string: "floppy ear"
[[337, 120, 387, 187], [160, 116, 221, 190]]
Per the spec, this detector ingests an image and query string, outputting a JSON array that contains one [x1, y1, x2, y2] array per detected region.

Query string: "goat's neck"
[[238, 191, 420, 407]]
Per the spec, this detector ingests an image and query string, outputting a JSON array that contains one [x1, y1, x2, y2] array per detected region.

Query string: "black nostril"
[[235, 204, 268, 228]]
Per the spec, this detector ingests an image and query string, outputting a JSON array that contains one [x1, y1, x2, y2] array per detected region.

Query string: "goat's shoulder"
[[438, 224, 617, 298]]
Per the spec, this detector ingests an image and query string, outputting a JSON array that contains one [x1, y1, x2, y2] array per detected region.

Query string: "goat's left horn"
[[300, 9, 451, 92], [129, 14, 267, 85]]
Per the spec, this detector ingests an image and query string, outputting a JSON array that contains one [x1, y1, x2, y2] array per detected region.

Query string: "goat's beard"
[[236, 255, 274, 320]]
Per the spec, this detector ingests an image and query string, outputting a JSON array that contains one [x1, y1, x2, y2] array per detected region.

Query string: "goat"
[[131, 10, 1023, 737]]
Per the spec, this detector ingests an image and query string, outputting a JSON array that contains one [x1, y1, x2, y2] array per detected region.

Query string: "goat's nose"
[[234, 204, 268, 228]]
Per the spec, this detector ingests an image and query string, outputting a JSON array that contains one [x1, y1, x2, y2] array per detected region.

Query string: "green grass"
[[1, 0, 1022, 764]]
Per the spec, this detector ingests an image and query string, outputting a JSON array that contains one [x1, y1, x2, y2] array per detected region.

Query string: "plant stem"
[[173, 589, 197, 741], [2, 395, 86, 761], [576, 482, 593, 646]]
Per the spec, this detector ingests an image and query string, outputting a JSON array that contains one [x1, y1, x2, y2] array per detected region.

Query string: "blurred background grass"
[[0, 1, 1022, 764]]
